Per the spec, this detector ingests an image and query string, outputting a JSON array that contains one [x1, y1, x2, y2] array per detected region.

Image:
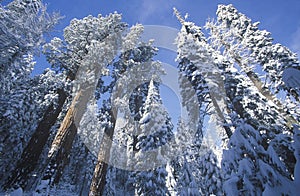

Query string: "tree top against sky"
[[28, 0, 300, 56]]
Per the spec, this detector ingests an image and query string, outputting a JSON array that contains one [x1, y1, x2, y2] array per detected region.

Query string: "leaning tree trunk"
[[205, 71, 233, 138], [43, 83, 94, 185], [88, 68, 129, 195], [89, 109, 116, 196], [3, 88, 67, 190], [211, 28, 300, 130], [174, 8, 232, 139]]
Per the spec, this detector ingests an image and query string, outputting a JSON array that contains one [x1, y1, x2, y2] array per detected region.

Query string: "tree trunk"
[[212, 30, 299, 129], [205, 71, 233, 138], [4, 88, 67, 190], [89, 109, 116, 196], [44, 84, 94, 185], [174, 10, 232, 139], [233, 54, 299, 129]]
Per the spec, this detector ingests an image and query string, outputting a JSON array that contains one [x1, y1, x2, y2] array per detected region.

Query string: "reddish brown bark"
[[89, 109, 116, 196], [45, 85, 94, 185]]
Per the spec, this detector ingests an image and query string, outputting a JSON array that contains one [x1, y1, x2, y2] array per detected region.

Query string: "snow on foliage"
[[1, 1, 300, 195]]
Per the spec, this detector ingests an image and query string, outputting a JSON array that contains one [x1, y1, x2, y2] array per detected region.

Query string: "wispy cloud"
[[135, 0, 181, 24], [290, 26, 300, 56], [139, 0, 169, 22]]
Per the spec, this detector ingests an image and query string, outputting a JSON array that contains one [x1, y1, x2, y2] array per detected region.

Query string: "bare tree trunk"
[[44, 84, 94, 185], [89, 109, 116, 196], [4, 89, 67, 190]]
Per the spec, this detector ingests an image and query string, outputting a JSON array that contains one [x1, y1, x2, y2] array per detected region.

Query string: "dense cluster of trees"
[[1, 0, 299, 195]]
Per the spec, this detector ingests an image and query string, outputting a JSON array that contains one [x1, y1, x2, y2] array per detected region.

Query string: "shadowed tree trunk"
[[4, 88, 67, 190], [89, 109, 116, 196]]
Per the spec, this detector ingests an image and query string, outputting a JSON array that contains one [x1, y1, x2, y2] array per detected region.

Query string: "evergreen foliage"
[[1, 1, 299, 195]]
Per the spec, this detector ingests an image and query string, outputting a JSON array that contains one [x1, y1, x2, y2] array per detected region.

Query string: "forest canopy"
[[0, 0, 300, 195]]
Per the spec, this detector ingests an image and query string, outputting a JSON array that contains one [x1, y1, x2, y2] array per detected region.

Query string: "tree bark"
[[4, 88, 67, 190], [44, 84, 94, 185], [89, 109, 116, 196]]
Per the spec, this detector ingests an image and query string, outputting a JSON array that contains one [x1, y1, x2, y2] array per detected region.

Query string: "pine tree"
[[218, 58, 295, 194], [1, 70, 67, 191], [222, 120, 276, 195], [0, 0, 58, 90], [88, 24, 165, 195], [174, 7, 232, 140], [168, 119, 200, 196], [2, 3, 300, 195], [207, 4, 299, 128], [205, 4, 300, 194], [173, 10, 233, 195], [103, 41, 161, 195], [197, 148, 223, 195], [130, 80, 174, 195], [2, 70, 68, 190]]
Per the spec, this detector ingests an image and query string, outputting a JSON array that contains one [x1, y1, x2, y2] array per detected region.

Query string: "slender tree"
[[88, 24, 162, 195], [130, 80, 174, 195], [206, 4, 299, 128], [103, 43, 159, 195], [174, 8, 232, 140]]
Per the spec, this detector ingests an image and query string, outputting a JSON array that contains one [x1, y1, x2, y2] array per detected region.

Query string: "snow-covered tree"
[[130, 80, 174, 195], [207, 4, 299, 129], [196, 148, 223, 195], [0, 0, 58, 91], [166, 119, 200, 196], [174, 7, 232, 141], [103, 42, 160, 195], [2, 3, 300, 195], [174, 5, 300, 195], [204, 4, 300, 194], [136, 80, 173, 152], [41, 13, 128, 188], [1, 70, 67, 192], [216, 56, 296, 194], [222, 120, 276, 195], [89, 25, 166, 195], [0, 0, 61, 191], [173, 10, 228, 196]]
